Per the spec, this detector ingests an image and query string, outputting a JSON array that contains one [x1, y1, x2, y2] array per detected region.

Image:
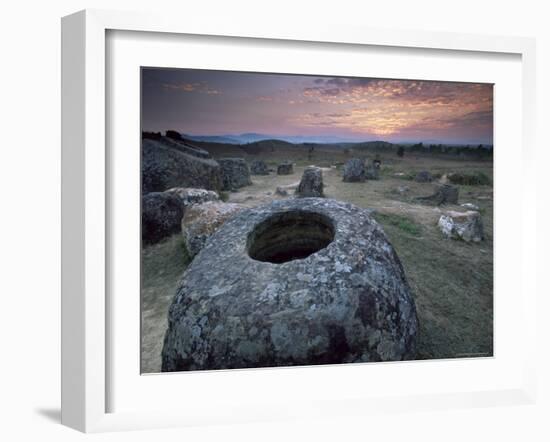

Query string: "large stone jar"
[[162, 198, 418, 371]]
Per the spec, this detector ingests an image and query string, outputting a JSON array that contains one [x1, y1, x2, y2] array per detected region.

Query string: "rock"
[[165, 130, 183, 141], [275, 187, 289, 196], [442, 184, 459, 204], [277, 162, 294, 175], [295, 166, 324, 198], [396, 186, 410, 195], [142, 192, 184, 245], [342, 158, 366, 182], [159, 136, 211, 159], [415, 171, 433, 183], [460, 203, 480, 211], [142, 139, 222, 193], [181, 202, 244, 257], [162, 198, 418, 372], [164, 187, 220, 209], [439, 184, 459, 204], [438, 210, 484, 242], [365, 162, 379, 180], [416, 184, 459, 205], [250, 160, 269, 175], [218, 158, 252, 191]]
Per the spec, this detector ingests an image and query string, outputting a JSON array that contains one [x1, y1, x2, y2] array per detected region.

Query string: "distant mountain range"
[[182, 132, 369, 145]]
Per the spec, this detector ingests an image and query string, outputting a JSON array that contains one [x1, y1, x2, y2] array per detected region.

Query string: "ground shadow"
[[34, 407, 61, 423]]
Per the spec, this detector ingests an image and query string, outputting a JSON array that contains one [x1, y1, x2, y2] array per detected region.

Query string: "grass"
[[141, 234, 191, 373], [387, 225, 493, 359], [373, 212, 422, 237], [448, 171, 491, 185]]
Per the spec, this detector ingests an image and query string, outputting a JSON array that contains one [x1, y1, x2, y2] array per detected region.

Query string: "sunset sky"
[[141, 68, 493, 144]]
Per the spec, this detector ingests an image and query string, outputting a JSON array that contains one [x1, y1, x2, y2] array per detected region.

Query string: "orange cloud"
[[293, 79, 492, 136]]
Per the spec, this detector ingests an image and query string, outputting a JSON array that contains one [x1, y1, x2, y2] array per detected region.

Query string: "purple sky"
[[141, 68, 493, 144]]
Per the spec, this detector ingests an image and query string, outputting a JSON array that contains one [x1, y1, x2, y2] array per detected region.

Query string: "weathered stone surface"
[[142, 139, 222, 193], [296, 166, 324, 198], [365, 162, 380, 180], [275, 187, 289, 196], [438, 210, 484, 242], [160, 136, 212, 159], [277, 162, 294, 175], [415, 171, 433, 183], [164, 187, 220, 209], [219, 158, 252, 190], [438, 184, 459, 204], [342, 158, 366, 182], [416, 184, 459, 205], [250, 160, 269, 175], [142, 192, 184, 245], [460, 202, 480, 211], [162, 198, 418, 372], [181, 202, 244, 257]]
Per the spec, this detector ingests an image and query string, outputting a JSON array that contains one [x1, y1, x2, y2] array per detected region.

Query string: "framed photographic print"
[[61, 9, 537, 432], [140, 67, 493, 374]]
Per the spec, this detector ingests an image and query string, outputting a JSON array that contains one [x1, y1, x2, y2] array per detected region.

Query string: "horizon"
[[179, 132, 494, 146], [142, 68, 494, 145]]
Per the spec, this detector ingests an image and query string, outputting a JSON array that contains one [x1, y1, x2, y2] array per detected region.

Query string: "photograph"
[[140, 67, 494, 374]]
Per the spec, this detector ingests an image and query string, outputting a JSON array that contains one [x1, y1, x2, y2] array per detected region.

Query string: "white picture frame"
[[61, 9, 537, 433]]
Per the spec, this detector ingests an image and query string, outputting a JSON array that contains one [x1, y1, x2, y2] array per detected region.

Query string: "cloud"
[[293, 78, 492, 136], [302, 78, 492, 109], [162, 81, 221, 95], [290, 88, 492, 137]]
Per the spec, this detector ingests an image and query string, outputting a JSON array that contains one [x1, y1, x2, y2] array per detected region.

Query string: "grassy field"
[[141, 147, 493, 373]]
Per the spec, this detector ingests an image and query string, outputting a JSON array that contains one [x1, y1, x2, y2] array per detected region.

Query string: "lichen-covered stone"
[[162, 198, 418, 372], [416, 184, 459, 205], [181, 202, 244, 257], [342, 158, 366, 182], [159, 136, 212, 159], [365, 162, 379, 180], [277, 162, 294, 175], [142, 192, 184, 245], [218, 158, 252, 190], [438, 210, 484, 242], [415, 171, 433, 183], [250, 160, 269, 175], [142, 139, 222, 193], [460, 203, 480, 211], [296, 166, 324, 197], [164, 187, 220, 209]]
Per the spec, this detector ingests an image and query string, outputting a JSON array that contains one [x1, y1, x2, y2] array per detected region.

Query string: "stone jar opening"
[[247, 210, 335, 264]]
